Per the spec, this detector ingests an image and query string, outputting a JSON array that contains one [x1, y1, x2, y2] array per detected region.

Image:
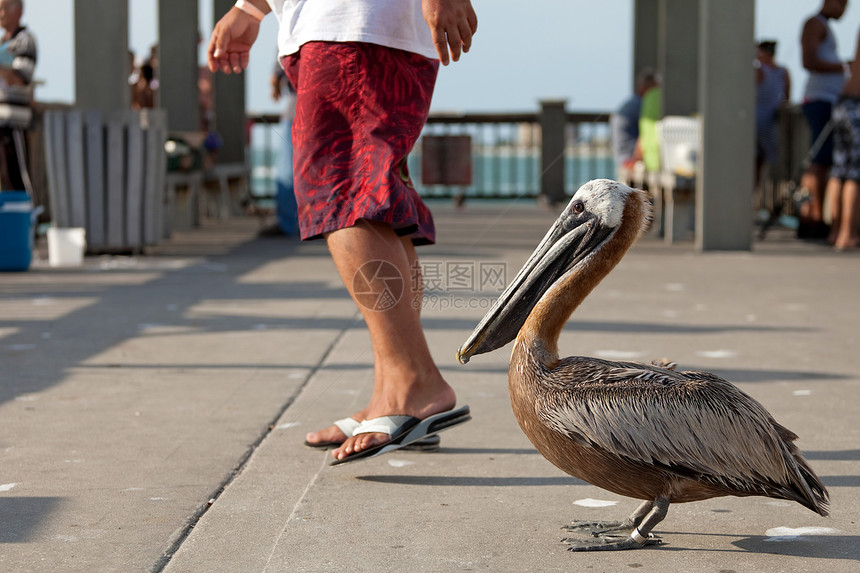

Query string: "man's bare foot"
[[305, 408, 369, 448], [304, 423, 351, 447], [331, 381, 456, 461]]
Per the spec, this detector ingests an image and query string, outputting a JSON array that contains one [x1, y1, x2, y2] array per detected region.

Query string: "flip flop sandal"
[[304, 417, 442, 451], [331, 405, 471, 466]]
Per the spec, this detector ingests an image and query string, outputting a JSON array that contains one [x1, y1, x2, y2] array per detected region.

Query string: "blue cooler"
[[0, 191, 36, 271]]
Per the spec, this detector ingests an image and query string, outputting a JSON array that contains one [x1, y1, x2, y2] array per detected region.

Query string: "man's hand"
[[422, 0, 478, 66], [207, 8, 261, 74]]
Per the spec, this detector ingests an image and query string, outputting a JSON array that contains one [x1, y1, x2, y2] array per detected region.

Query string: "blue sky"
[[23, 0, 860, 114]]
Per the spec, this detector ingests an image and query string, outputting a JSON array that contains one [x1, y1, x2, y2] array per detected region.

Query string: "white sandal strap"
[[353, 415, 415, 437], [333, 417, 361, 437]]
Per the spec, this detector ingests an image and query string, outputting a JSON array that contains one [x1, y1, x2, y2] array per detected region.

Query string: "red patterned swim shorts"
[[283, 42, 439, 245]]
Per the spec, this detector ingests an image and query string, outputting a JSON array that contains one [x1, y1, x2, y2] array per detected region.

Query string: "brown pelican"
[[457, 179, 829, 551]]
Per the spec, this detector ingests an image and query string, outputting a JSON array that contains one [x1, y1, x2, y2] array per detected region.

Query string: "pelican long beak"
[[457, 206, 613, 364]]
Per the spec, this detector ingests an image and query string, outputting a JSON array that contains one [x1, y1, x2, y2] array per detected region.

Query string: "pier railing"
[[247, 103, 810, 221], [246, 105, 614, 202], [25, 103, 813, 251]]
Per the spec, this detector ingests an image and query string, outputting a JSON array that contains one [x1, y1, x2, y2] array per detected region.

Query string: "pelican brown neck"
[[519, 196, 648, 363], [457, 184, 649, 366], [516, 251, 615, 364]]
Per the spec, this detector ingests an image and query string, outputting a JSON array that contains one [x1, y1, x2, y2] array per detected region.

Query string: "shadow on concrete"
[[449, 362, 847, 384], [804, 449, 860, 461], [437, 447, 540, 455], [420, 316, 815, 335], [820, 475, 860, 488], [687, 368, 848, 384], [562, 321, 814, 335], [0, 233, 346, 408], [0, 497, 65, 543], [356, 475, 587, 487], [731, 534, 860, 561], [48, 363, 845, 387]]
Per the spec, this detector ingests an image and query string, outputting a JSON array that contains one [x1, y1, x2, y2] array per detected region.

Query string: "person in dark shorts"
[[208, 0, 478, 463], [799, 0, 848, 238]]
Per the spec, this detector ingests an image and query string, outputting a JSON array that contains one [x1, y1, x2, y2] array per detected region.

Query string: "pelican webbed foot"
[[561, 497, 669, 551], [561, 519, 636, 536], [563, 533, 663, 551], [561, 499, 654, 537]]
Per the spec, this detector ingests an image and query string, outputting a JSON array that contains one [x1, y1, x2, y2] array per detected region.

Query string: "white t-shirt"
[[266, 0, 437, 60]]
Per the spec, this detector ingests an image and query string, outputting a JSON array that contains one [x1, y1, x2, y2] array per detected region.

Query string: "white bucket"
[[47, 227, 86, 267]]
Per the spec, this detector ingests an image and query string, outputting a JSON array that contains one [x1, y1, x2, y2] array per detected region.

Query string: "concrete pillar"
[[659, 0, 699, 116], [539, 100, 567, 205], [74, 0, 129, 112], [696, 0, 755, 251], [212, 0, 247, 164], [158, 0, 200, 132], [633, 0, 660, 83]]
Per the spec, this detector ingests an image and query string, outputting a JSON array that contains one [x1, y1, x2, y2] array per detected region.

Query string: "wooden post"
[[696, 0, 755, 251], [634, 0, 660, 82], [212, 0, 248, 165], [74, 0, 129, 112], [660, 0, 699, 116], [539, 99, 567, 205], [158, 0, 200, 132]]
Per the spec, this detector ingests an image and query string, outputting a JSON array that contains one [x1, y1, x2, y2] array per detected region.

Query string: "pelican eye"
[[572, 200, 585, 215]]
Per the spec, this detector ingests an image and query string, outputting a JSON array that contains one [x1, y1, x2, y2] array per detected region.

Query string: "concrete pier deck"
[[2, 202, 858, 572]]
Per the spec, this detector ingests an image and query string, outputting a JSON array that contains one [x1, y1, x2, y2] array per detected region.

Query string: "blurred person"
[[131, 59, 155, 109], [208, 0, 477, 464], [638, 80, 662, 178], [755, 40, 791, 186], [799, 0, 848, 239], [825, 26, 860, 251], [611, 68, 660, 177], [0, 0, 35, 192], [258, 59, 299, 236]]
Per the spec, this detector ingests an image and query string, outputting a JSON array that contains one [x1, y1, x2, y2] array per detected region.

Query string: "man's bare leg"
[[304, 219, 455, 459]]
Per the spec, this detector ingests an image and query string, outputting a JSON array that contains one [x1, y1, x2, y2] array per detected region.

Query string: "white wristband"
[[235, 0, 265, 22]]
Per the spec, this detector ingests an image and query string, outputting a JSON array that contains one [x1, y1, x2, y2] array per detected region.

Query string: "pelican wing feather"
[[539, 358, 805, 495]]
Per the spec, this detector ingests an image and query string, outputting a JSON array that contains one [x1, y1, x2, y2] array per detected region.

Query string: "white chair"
[[657, 116, 700, 243]]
